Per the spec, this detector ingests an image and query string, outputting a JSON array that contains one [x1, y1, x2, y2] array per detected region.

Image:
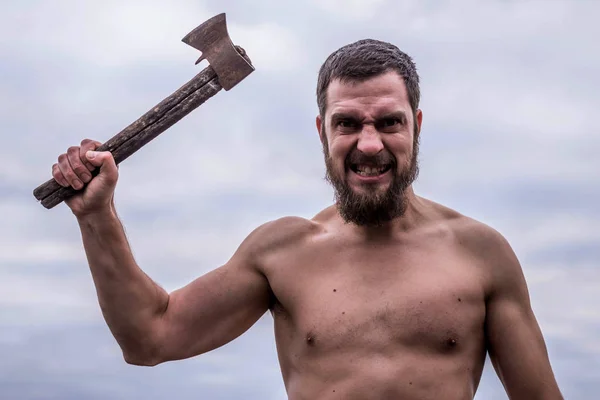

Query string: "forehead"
[[325, 71, 410, 117]]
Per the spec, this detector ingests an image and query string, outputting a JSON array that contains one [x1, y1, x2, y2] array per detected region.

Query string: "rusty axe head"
[[182, 13, 254, 91]]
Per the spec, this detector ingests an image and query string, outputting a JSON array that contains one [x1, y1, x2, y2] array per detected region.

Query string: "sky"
[[0, 0, 598, 399]]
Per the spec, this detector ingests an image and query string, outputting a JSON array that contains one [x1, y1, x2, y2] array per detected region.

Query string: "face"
[[317, 71, 422, 227]]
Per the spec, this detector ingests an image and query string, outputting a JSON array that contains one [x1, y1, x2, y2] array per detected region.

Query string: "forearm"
[[76, 205, 168, 363]]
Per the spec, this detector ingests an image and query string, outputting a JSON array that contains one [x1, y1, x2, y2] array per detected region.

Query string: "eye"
[[337, 119, 359, 130], [377, 117, 402, 131], [382, 118, 400, 127]]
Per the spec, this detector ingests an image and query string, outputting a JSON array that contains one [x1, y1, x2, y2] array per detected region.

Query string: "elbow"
[[119, 326, 167, 366], [123, 351, 161, 367], [118, 319, 169, 366], [122, 346, 164, 367]]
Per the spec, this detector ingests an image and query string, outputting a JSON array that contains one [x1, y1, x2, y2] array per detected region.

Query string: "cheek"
[[390, 137, 413, 161], [328, 138, 353, 167]]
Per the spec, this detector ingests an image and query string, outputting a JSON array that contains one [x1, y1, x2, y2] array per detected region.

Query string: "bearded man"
[[51, 39, 563, 399]]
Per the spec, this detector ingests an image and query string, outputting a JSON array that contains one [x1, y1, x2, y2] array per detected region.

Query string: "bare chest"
[[269, 241, 487, 355]]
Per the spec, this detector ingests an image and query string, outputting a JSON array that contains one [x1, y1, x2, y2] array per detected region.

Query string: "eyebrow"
[[330, 112, 361, 122], [330, 111, 408, 124], [378, 111, 408, 124]]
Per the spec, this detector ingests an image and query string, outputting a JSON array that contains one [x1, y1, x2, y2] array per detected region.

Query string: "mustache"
[[345, 150, 396, 167]]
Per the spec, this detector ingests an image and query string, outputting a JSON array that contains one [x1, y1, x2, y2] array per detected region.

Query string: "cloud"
[[1, 0, 598, 398], [0, 316, 285, 400], [0, 1, 211, 66], [229, 22, 308, 73], [313, 0, 392, 21]]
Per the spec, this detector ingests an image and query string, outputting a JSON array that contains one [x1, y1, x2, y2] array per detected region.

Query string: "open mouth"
[[349, 163, 392, 177]]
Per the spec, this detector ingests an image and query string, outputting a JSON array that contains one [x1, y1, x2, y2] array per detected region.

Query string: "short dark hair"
[[316, 39, 420, 118]]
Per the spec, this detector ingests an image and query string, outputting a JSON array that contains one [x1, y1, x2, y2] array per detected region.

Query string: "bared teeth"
[[356, 165, 387, 176]]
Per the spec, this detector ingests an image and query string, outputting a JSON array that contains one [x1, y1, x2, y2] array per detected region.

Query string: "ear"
[[414, 109, 423, 138], [316, 114, 324, 142]]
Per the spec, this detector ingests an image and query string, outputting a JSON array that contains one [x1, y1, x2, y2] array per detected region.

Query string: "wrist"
[[75, 204, 116, 224]]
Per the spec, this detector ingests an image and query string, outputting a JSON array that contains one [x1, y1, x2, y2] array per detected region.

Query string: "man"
[[51, 39, 563, 399]]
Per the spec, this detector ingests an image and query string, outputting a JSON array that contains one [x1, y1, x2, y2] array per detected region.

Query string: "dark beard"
[[321, 126, 420, 227]]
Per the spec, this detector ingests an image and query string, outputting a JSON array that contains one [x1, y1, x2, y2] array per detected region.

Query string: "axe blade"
[[182, 13, 254, 91]]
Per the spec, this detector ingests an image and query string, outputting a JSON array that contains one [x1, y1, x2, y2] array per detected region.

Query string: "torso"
[[259, 199, 491, 399]]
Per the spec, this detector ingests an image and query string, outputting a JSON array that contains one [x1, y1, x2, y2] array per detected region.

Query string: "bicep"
[[155, 251, 271, 363], [485, 235, 562, 399], [486, 290, 557, 397]]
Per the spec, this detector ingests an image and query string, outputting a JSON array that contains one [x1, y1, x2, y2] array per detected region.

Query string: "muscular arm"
[[481, 228, 563, 399], [78, 206, 272, 366]]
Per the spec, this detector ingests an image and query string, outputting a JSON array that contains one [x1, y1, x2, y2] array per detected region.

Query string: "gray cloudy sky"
[[1, 0, 599, 399]]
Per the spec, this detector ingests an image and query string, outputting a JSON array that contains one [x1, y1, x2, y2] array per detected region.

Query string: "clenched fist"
[[52, 139, 119, 217]]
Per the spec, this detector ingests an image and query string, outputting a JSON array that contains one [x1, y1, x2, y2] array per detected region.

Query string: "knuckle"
[[67, 146, 80, 155], [81, 138, 102, 150], [58, 162, 75, 177], [62, 167, 76, 180], [68, 148, 84, 165], [73, 164, 87, 174], [69, 157, 84, 172]]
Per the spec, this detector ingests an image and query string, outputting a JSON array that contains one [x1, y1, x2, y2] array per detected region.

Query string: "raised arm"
[[482, 227, 563, 399], [146, 225, 272, 365], [78, 208, 272, 366], [53, 141, 272, 366]]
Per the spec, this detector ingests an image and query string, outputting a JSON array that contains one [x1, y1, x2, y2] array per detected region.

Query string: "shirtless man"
[[52, 39, 563, 399]]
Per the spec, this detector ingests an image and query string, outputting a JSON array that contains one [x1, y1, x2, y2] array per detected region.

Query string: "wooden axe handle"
[[33, 66, 222, 209]]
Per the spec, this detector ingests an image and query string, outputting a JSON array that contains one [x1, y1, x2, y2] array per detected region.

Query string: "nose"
[[356, 125, 384, 155]]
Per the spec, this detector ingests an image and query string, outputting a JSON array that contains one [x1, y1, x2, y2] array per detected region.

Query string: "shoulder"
[[444, 212, 524, 297], [238, 215, 323, 266], [423, 199, 523, 293], [422, 198, 512, 259], [420, 199, 506, 249], [453, 216, 513, 261]]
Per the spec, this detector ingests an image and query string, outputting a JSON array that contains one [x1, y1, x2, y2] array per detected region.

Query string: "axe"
[[33, 13, 254, 209]]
